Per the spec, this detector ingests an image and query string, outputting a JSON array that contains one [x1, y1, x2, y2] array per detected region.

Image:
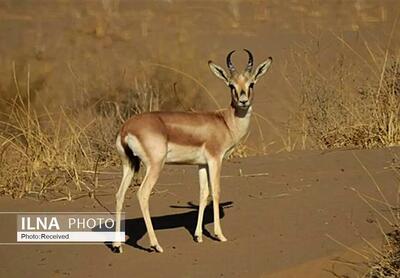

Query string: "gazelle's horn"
[[226, 50, 236, 73], [244, 49, 253, 72]]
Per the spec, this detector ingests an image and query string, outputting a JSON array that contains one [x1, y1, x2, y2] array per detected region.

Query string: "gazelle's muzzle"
[[239, 94, 248, 102]]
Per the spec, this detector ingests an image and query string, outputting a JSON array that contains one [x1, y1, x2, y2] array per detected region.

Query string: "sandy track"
[[0, 148, 398, 277]]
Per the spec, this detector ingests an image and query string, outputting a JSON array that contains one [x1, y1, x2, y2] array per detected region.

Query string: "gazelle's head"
[[208, 49, 272, 110]]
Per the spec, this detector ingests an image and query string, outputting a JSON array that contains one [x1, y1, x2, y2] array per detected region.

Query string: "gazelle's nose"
[[239, 93, 248, 104]]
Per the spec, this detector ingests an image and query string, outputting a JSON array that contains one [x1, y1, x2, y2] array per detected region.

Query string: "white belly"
[[166, 143, 206, 165]]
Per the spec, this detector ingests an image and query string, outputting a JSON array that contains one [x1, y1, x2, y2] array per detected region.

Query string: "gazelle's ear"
[[208, 61, 230, 85], [252, 57, 272, 83]]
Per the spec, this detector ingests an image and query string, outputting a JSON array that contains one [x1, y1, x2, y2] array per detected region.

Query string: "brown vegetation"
[[293, 53, 400, 149]]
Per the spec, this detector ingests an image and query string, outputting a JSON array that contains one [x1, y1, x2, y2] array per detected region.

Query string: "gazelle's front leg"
[[194, 165, 210, 243], [208, 158, 227, 242]]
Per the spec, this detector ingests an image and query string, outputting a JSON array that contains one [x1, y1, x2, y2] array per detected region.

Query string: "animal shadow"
[[106, 201, 233, 253]]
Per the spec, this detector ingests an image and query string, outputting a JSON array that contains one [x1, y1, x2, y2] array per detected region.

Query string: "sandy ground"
[[0, 147, 399, 277]]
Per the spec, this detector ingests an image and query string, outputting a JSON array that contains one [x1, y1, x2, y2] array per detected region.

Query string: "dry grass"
[[289, 33, 400, 150], [367, 229, 400, 277], [0, 63, 168, 200], [298, 57, 400, 149]]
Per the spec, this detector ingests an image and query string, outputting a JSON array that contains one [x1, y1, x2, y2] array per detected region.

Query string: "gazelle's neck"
[[223, 104, 252, 144]]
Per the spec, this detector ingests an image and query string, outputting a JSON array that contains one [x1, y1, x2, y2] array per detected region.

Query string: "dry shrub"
[[0, 65, 166, 200], [367, 229, 400, 277], [0, 96, 93, 199], [293, 54, 400, 150]]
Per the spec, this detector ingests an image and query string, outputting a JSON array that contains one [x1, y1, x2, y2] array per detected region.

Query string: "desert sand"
[[0, 148, 398, 277]]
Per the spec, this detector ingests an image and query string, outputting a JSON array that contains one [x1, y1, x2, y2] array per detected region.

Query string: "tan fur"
[[120, 108, 247, 159]]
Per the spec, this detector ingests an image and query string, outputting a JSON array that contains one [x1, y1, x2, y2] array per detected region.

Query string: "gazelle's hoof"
[[111, 245, 123, 253], [151, 244, 164, 253], [194, 235, 203, 243], [216, 234, 227, 242]]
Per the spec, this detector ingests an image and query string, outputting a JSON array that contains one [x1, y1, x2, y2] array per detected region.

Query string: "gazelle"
[[112, 49, 272, 253]]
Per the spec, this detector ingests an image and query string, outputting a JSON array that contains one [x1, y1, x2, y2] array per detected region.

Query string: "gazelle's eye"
[[249, 83, 254, 89], [229, 84, 236, 92]]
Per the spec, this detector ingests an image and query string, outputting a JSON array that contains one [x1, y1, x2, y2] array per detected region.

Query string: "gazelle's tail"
[[123, 143, 141, 172], [116, 134, 141, 172]]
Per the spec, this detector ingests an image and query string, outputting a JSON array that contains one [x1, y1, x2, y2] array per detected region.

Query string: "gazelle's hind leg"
[[126, 133, 167, 253], [137, 162, 164, 252], [112, 136, 136, 253], [194, 165, 210, 243]]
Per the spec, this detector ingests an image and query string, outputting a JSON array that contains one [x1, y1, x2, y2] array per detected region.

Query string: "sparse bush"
[[293, 54, 400, 149], [0, 66, 166, 200]]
